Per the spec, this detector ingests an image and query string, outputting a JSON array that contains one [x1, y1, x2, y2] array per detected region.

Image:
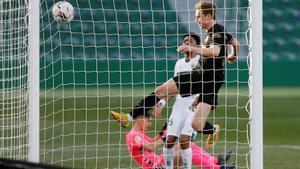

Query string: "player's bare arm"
[[227, 37, 240, 64], [191, 95, 199, 107], [142, 139, 164, 152], [153, 95, 174, 118], [177, 44, 221, 57]]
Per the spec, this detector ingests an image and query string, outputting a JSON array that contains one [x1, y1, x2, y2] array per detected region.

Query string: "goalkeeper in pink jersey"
[[126, 113, 166, 169], [126, 113, 235, 169]]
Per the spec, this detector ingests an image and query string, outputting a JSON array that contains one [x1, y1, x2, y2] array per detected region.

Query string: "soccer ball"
[[52, 1, 74, 24]]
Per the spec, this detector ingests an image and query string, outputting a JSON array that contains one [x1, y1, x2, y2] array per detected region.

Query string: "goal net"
[[0, 0, 29, 160], [1, 0, 262, 168]]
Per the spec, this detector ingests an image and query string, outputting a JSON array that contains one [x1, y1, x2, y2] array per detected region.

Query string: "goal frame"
[[28, 0, 40, 163], [249, 0, 263, 169]]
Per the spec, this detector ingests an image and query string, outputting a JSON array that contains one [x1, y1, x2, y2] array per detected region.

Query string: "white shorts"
[[166, 99, 195, 137]]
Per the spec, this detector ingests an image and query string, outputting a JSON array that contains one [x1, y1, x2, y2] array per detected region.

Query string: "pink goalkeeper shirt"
[[126, 129, 165, 169]]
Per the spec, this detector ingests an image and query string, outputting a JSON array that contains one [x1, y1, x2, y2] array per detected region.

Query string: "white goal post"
[[0, 0, 262, 168], [28, 0, 40, 163], [249, 0, 263, 169]]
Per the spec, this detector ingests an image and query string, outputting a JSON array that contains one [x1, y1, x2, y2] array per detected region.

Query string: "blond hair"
[[195, 1, 217, 19]]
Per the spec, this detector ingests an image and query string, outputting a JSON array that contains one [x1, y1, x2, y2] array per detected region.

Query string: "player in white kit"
[[153, 33, 219, 169]]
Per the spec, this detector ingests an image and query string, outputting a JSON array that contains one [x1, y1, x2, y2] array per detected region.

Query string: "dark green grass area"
[[263, 88, 300, 169], [264, 88, 300, 145], [37, 87, 300, 169]]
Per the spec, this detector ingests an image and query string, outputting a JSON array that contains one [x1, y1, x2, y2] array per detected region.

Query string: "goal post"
[[28, 0, 40, 163], [249, 0, 263, 169]]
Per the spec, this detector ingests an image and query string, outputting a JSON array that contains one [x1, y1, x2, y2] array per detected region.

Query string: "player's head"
[[134, 113, 152, 132], [195, 1, 217, 29], [182, 32, 200, 46], [182, 33, 200, 58]]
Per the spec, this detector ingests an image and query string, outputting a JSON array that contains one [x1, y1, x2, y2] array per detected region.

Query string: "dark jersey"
[[200, 23, 233, 82], [173, 23, 234, 106]]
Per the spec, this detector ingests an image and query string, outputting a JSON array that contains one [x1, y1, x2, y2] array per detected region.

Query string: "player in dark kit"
[[111, 1, 240, 143], [176, 1, 240, 135]]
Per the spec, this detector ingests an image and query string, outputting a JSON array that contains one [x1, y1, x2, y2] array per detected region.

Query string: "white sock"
[[181, 148, 192, 169], [163, 147, 175, 169]]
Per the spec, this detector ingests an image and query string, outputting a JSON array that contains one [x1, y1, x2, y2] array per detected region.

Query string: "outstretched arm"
[[153, 95, 174, 118], [227, 37, 240, 64], [143, 124, 167, 151], [142, 139, 164, 152], [177, 45, 220, 57]]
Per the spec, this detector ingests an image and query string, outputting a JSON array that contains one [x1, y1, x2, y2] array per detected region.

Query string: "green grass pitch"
[[38, 87, 300, 169]]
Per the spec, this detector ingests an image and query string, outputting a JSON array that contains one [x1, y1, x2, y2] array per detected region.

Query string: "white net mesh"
[[0, 0, 29, 160], [1, 0, 252, 168]]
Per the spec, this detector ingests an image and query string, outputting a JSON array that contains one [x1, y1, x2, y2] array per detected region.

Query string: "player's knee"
[[154, 85, 166, 97], [165, 136, 177, 148], [173, 154, 183, 167], [166, 135, 177, 143], [179, 135, 190, 143], [191, 121, 204, 132], [179, 136, 190, 149], [191, 122, 199, 131]]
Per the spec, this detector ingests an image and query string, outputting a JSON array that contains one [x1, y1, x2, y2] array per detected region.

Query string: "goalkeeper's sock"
[[201, 121, 215, 135], [130, 92, 160, 119], [163, 147, 175, 169], [181, 147, 192, 169]]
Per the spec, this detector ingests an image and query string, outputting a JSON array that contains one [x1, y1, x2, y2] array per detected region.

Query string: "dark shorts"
[[173, 71, 224, 109]]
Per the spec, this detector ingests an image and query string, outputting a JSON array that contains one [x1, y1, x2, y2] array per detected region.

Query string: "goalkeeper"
[[126, 113, 235, 169], [112, 1, 240, 136]]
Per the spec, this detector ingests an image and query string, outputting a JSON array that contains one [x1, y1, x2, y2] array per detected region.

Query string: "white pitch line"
[[263, 145, 300, 150]]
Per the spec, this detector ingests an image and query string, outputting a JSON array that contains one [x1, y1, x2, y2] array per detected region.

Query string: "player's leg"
[[173, 144, 183, 169], [191, 145, 235, 169], [172, 144, 236, 169], [202, 121, 216, 134], [191, 142, 221, 169], [191, 102, 212, 132], [203, 82, 224, 147], [191, 102, 221, 148], [178, 107, 195, 169], [179, 135, 192, 169], [112, 70, 196, 126], [112, 71, 197, 127], [154, 78, 178, 98], [192, 80, 224, 146], [205, 124, 220, 148], [130, 79, 178, 118], [111, 78, 178, 127], [184, 100, 219, 149], [163, 135, 177, 169], [163, 102, 183, 169], [216, 150, 234, 166]]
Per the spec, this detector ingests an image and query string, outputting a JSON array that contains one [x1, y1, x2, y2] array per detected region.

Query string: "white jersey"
[[166, 55, 200, 137], [174, 55, 200, 76], [173, 55, 200, 105]]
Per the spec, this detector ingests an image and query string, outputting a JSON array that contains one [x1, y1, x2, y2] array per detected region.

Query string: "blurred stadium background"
[[263, 1, 300, 168], [1, 0, 300, 168]]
